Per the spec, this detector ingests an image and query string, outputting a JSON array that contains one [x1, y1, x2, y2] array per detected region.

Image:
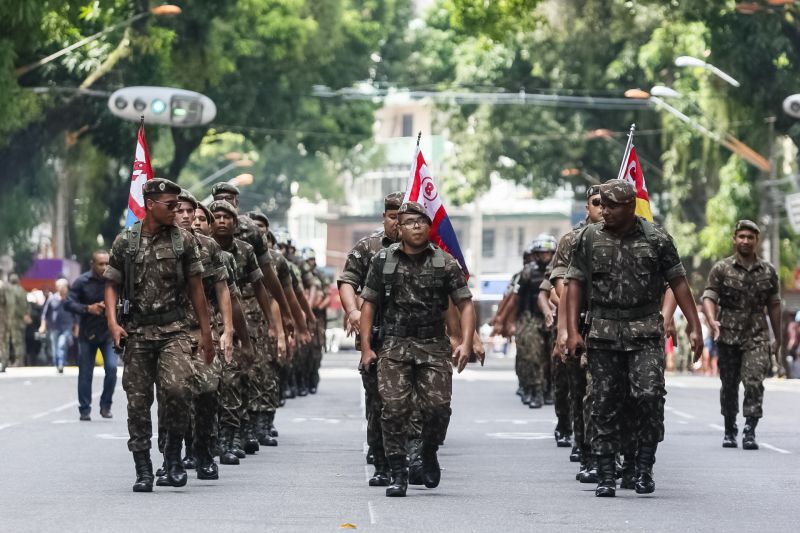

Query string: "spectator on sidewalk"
[[65, 251, 116, 422], [39, 279, 76, 373]]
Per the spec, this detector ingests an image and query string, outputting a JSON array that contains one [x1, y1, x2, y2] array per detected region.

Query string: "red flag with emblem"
[[125, 118, 153, 228]]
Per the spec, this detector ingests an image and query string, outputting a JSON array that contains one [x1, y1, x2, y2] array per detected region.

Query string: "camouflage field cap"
[[208, 199, 238, 218], [735, 219, 760, 234], [248, 211, 270, 227], [177, 189, 198, 209], [599, 179, 636, 204], [397, 201, 431, 223], [143, 178, 181, 196], [196, 202, 214, 222], [384, 191, 404, 211], [211, 182, 241, 197], [586, 184, 601, 199]]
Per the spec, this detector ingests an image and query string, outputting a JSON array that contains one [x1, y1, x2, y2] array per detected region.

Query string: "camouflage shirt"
[[105, 225, 203, 335], [514, 261, 548, 316], [220, 250, 241, 299], [362, 243, 472, 328], [338, 230, 396, 292], [220, 238, 263, 297], [269, 249, 293, 289], [702, 254, 780, 345], [185, 232, 228, 329], [566, 218, 685, 350], [236, 215, 272, 268], [550, 222, 585, 282]]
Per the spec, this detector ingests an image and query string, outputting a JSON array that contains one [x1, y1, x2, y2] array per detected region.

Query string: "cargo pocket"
[[587, 318, 619, 343]]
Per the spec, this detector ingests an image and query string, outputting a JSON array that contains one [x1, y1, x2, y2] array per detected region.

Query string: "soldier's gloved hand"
[[220, 330, 234, 363], [452, 343, 472, 373], [200, 332, 215, 365]]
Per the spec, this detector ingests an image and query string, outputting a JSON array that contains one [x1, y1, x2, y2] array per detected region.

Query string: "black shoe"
[[421, 444, 441, 489], [723, 415, 738, 448], [57, 365, 64, 374], [521, 389, 533, 405], [594, 454, 616, 497], [529, 392, 543, 409], [576, 452, 591, 481], [197, 461, 219, 480], [554, 428, 572, 448], [182, 455, 197, 470], [218, 428, 240, 465], [516, 386, 523, 397], [619, 457, 636, 490], [635, 444, 657, 494], [269, 425, 279, 438], [256, 413, 278, 447], [369, 457, 391, 487], [155, 460, 167, 478], [298, 387, 309, 397], [309, 385, 317, 394], [132, 451, 154, 493], [268, 412, 279, 437], [242, 417, 260, 455], [742, 417, 759, 450], [407, 438, 424, 486], [165, 433, 188, 487], [100, 408, 112, 419], [194, 439, 219, 480], [569, 445, 581, 463], [79, 413, 91, 421], [386, 455, 408, 497], [366, 446, 374, 465]]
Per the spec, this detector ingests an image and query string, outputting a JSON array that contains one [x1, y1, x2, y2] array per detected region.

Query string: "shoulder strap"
[[639, 218, 659, 249], [382, 244, 400, 299], [577, 224, 596, 312], [170, 226, 185, 256]]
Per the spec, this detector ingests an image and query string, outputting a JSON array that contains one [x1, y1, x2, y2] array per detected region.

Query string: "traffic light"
[[107, 86, 217, 127]]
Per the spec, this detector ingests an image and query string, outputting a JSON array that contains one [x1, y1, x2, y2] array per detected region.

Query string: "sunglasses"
[[150, 199, 179, 210], [590, 198, 601, 207], [399, 217, 430, 228]]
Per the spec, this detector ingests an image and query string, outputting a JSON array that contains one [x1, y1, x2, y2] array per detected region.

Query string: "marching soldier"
[[702, 220, 781, 450], [565, 179, 702, 497], [359, 201, 476, 497], [103, 178, 214, 492]]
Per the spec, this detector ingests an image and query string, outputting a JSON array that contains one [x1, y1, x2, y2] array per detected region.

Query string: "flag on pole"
[[616, 124, 653, 222], [125, 118, 153, 228], [403, 135, 469, 278]]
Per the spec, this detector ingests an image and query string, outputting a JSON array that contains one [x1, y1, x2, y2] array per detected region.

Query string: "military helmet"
[[300, 246, 316, 261], [530, 234, 557, 253], [273, 227, 293, 247]]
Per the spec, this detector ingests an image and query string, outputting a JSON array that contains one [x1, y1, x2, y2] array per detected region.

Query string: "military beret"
[[177, 189, 198, 209], [586, 185, 601, 199], [735, 219, 760, 234], [196, 202, 213, 222], [599, 179, 636, 204], [384, 191, 404, 211], [208, 199, 238, 218], [397, 201, 431, 223], [143, 178, 181, 196], [248, 211, 270, 227], [211, 182, 241, 197]]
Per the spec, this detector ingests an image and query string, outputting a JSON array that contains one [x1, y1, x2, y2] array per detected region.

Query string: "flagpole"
[[616, 123, 636, 181], [416, 130, 422, 147]]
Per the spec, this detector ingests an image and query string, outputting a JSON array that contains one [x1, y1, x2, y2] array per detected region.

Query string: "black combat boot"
[[132, 451, 154, 493], [164, 433, 188, 487], [576, 448, 590, 481], [155, 455, 171, 487], [407, 438, 424, 485], [516, 386, 524, 398], [521, 388, 533, 406], [529, 390, 544, 409], [297, 373, 309, 397], [256, 412, 278, 447], [385, 455, 408, 497], [194, 439, 219, 480], [155, 460, 167, 478], [569, 445, 581, 463], [366, 445, 374, 465], [420, 443, 442, 489], [242, 414, 260, 454], [578, 452, 599, 483], [309, 371, 319, 394], [182, 435, 196, 470], [554, 427, 572, 448], [218, 427, 240, 465], [619, 454, 636, 490], [634, 444, 657, 494], [268, 411, 279, 438], [231, 428, 247, 459], [722, 416, 738, 448], [742, 417, 759, 450], [368, 452, 391, 487], [594, 454, 616, 497]]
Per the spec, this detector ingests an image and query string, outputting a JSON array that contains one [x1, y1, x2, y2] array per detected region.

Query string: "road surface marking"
[[364, 464, 371, 483], [31, 392, 101, 420], [368, 501, 377, 525], [665, 406, 695, 419], [761, 443, 791, 454], [0, 423, 19, 431]]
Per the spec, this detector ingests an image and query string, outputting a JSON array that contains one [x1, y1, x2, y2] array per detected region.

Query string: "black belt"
[[131, 308, 186, 327], [384, 322, 445, 339], [591, 303, 660, 320]]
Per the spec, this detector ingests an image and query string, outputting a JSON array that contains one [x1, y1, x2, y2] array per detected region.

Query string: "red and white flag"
[[616, 125, 653, 222], [125, 119, 153, 228]]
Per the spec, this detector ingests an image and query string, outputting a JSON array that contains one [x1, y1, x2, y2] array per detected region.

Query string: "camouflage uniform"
[[514, 262, 552, 396], [0, 280, 8, 370], [269, 248, 293, 408], [702, 255, 780, 419], [104, 224, 203, 453], [338, 229, 397, 468], [5, 279, 28, 364], [538, 267, 571, 434], [566, 217, 684, 456], [361, 242, 472, 458]]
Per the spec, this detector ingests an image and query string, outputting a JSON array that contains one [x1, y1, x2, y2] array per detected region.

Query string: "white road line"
[[709, 423, 725, 431], [367, 501, 377, 525], [30, 391, 102, 420], [0, 423, 19, 431], [664, 406, 695, 420], [761, 443, 792, 455]]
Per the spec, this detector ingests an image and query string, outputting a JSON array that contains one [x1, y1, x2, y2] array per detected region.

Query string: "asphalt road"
[[1, 351, 799, 532]]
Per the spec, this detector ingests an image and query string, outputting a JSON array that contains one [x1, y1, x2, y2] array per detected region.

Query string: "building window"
[[482, 229, 495, 258], [505, 227, 513, 257], [518, 227, 525, 254], [402, 114, 414, 137]]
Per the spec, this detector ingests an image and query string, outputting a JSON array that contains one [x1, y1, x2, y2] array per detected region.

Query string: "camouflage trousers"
[[122, 332, 194, 452], [717, 342, 770, 419], [219, 354, 244, 430], [245, 312, 278, 414], [0, 322, 8, 367], [552, 352, 570, 433], [378, 335, 452, 457], [565, 353, 588, 449], [588, 341, 666, 456], [515, 313, 551, 391]]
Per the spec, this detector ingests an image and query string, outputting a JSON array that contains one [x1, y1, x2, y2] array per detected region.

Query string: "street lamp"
[[674, 56, 741, 87], [189, 158, 254, 193], [15, 5, 182, 77], [229, 173, 254, 187]]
